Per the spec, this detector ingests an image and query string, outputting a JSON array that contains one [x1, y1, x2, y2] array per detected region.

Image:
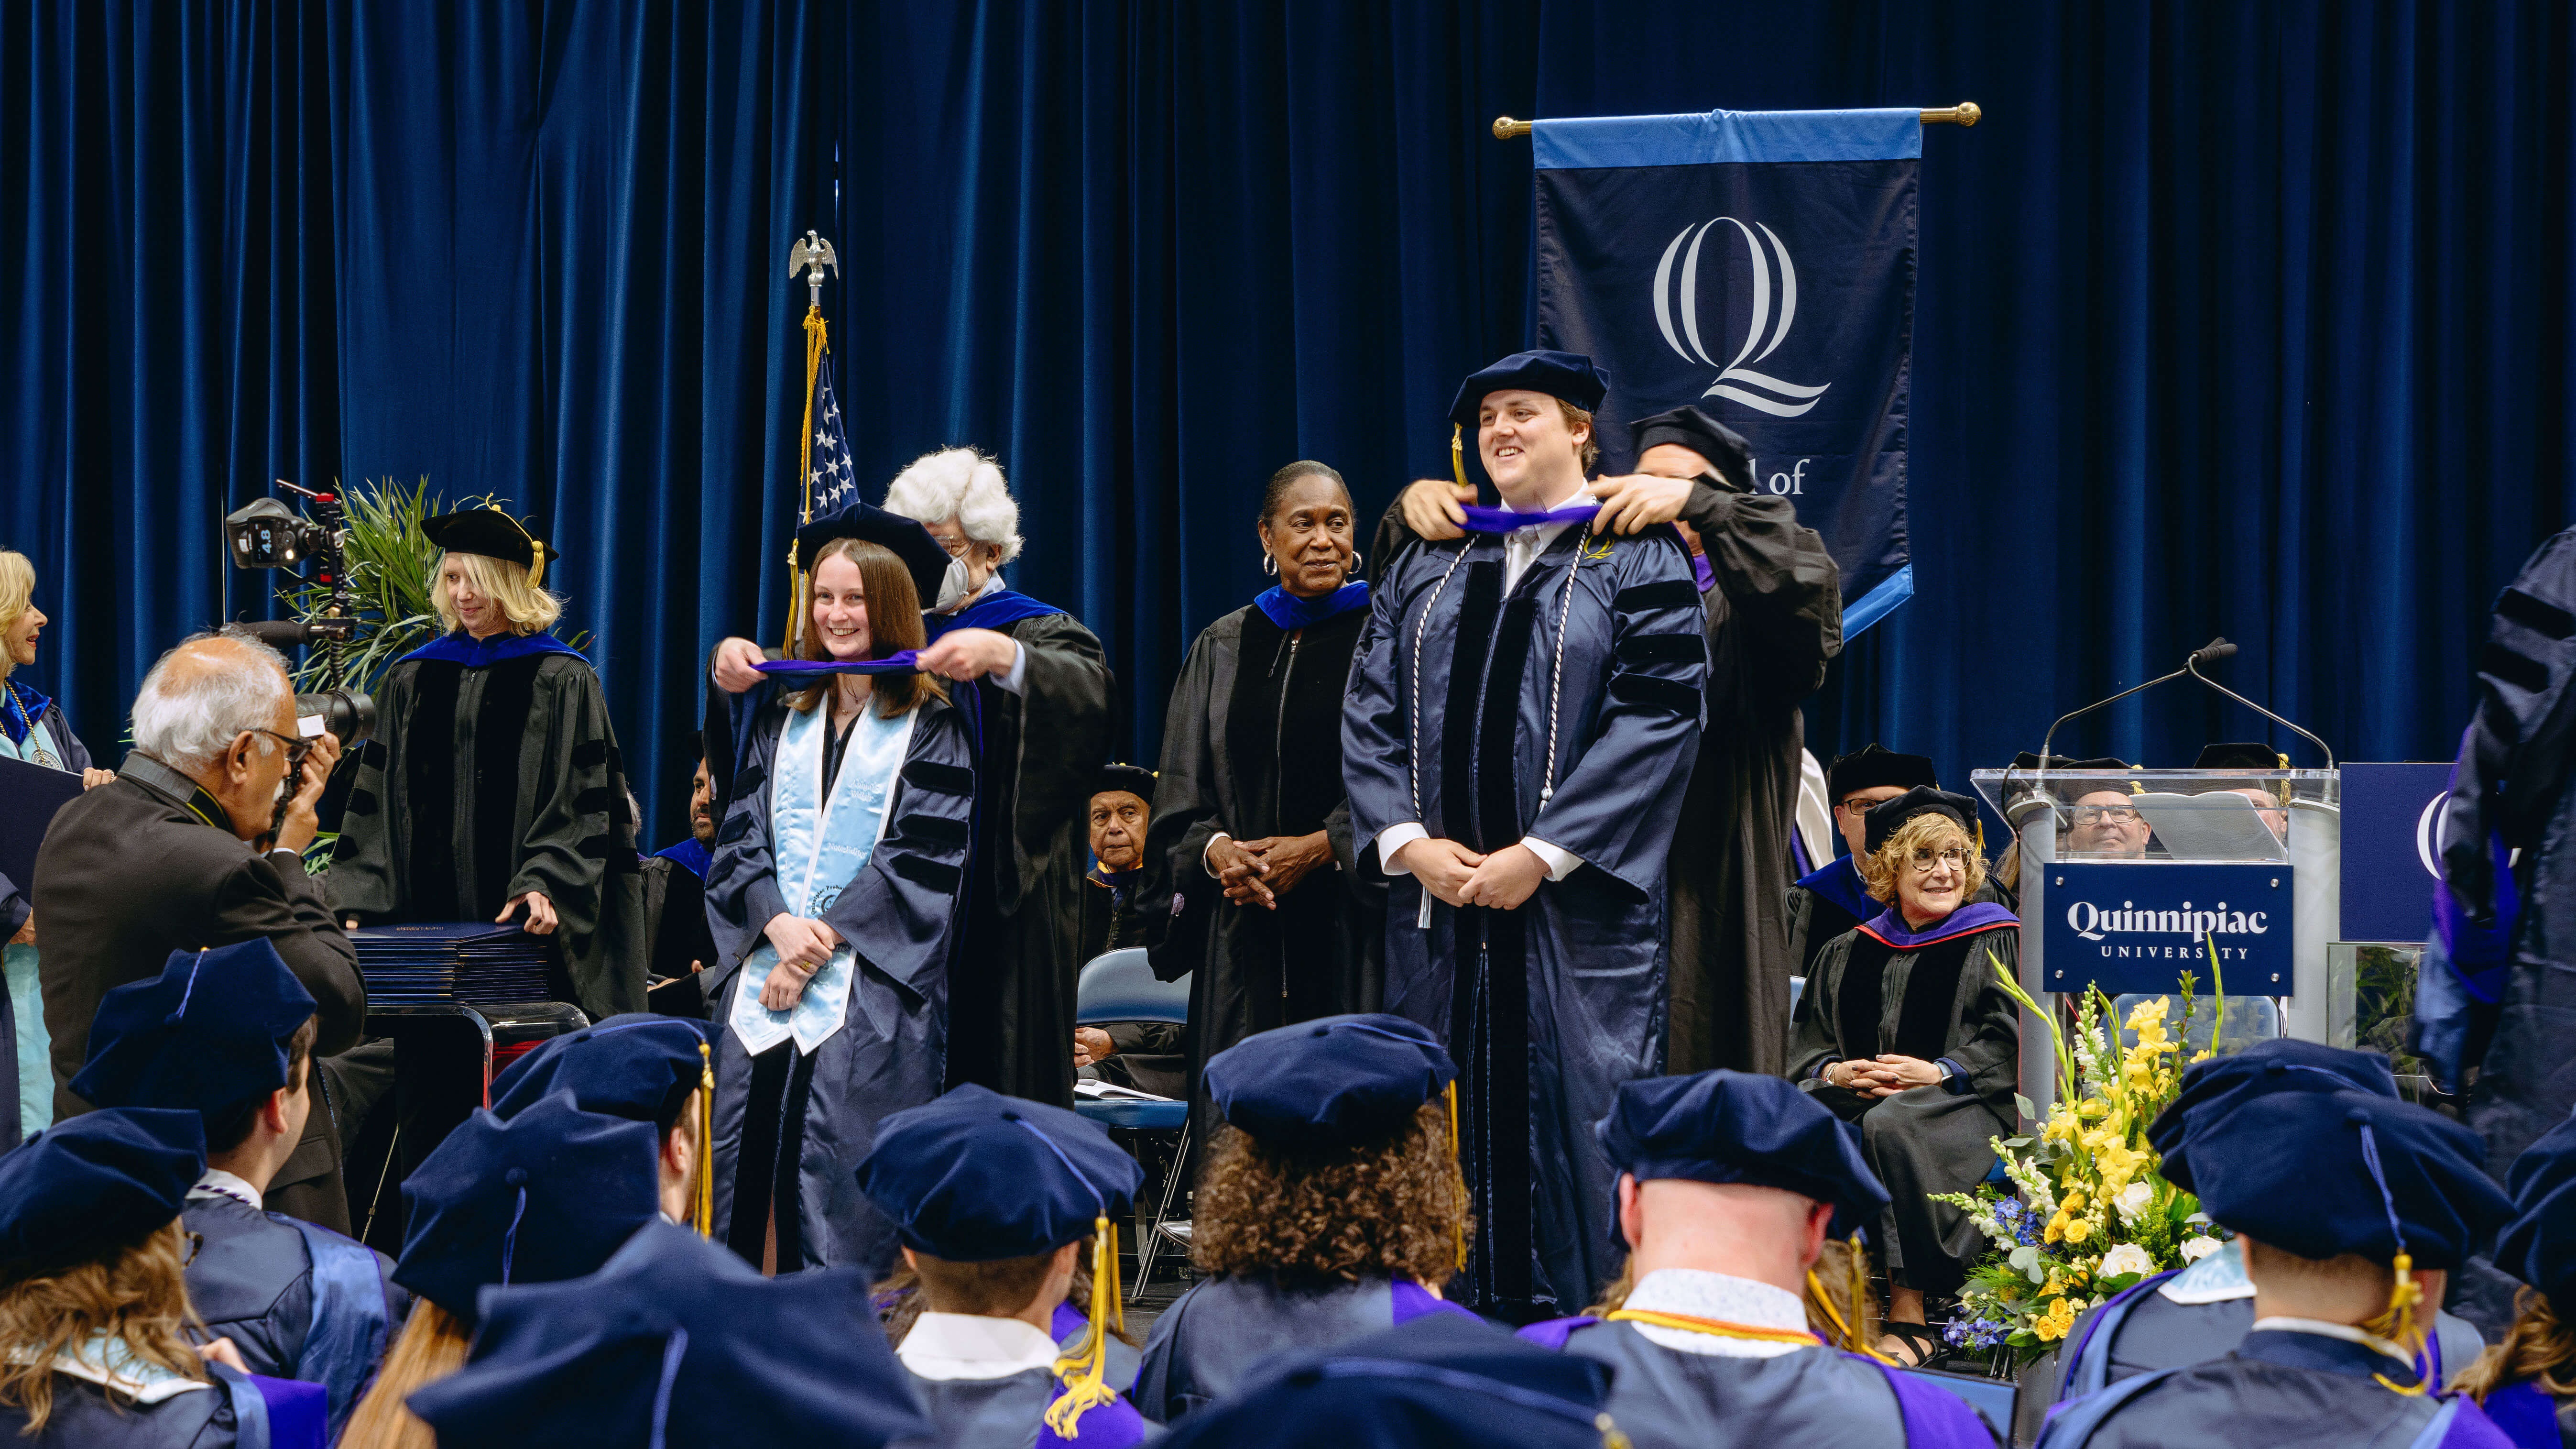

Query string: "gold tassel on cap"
[[693, 1042, 716, 1237], [1451, 424, 1469, 492], [1446, 1079, 1467, 1271], [2369, 1251, 2430, 1395], [1044, 1217, 1124, 1435]]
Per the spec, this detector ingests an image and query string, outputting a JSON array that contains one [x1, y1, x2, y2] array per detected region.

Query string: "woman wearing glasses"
[[328, 509, 645, 1019], [1788, 786, 2019, 1365]]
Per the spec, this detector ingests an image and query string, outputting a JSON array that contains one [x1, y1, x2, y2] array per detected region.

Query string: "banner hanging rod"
[[1491, 102, 1980, 139]]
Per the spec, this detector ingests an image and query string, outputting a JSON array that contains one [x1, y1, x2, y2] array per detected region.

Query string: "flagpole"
[[1490, 101, 1980, 139], [784, 231, 840, 657]]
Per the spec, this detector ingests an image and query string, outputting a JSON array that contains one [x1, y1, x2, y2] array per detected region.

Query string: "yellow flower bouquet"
[[1929, 951, 2219, 1366]]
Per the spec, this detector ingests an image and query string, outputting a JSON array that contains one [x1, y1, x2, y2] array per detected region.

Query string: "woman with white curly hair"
[[710, 447, 1112, 1106]]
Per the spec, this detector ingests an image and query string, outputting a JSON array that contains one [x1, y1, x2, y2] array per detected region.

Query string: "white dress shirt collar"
[[897, 1311, 1063, 1382], [2248, 1316, 2415, 1366], [187, 1168, 263, 1212]]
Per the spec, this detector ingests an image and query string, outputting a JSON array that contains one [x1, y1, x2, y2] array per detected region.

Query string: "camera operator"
[[32, 628, 367, 1230]]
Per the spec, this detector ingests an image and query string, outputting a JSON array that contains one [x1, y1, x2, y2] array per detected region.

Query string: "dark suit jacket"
[[33, 756, 366, 1225]]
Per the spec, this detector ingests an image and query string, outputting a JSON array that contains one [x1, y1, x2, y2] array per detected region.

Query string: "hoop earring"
[[1348, 550, 1363, 575], [1262, 553, 1278, 577]]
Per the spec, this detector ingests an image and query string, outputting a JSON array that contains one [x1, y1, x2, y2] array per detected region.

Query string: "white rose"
[[2180, 1235, 2224, 1263], [2097, 1242, 2157, 1279], [2113, 1181, 2153, 1224]]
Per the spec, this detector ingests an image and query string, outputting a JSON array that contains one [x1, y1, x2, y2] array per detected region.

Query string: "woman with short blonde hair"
[[327, 508, 646, 1020], [1787, 786, 2019, 1364]]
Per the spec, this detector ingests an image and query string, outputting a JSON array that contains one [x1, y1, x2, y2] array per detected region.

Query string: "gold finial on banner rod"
[[1491, 101, 1980, 140]]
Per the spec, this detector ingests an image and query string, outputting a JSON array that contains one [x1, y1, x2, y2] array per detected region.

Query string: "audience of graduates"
[[2453, 1108, 2576, 1445]]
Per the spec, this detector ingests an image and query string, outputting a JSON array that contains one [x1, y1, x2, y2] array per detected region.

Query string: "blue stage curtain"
[[8, 1, 2576, 841]]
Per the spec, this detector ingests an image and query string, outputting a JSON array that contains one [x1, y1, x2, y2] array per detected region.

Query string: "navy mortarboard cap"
[[423, 507, 553, 580], [2194, 741, 2286, 771], [489, 1014, 714, 1131], [2164, 1089, 2511, 1271], [2006, 752, 2138, 807], [1448, 350, 1611, 429], [1862, 785, 1981, 856], [792, 499, 950, 606], [1094, 763, 1157, 802], [1205, 1013, 1457, 1150], [855, 1084, 1144, 1262], [1629, 405, 1754, 493], [2497, 1109, 2576, 1307], [393, 1092, 663, 1324], [406, 1221, 933, 1449], [1157, 1312, 1620, 1449], [0, 1108, 206, 1267], [1828, 744, 1938, 799], [1598, 1071, 1889, 1237], [71, 943, 317, 1123], [2145, 1040, 2399, 1164]]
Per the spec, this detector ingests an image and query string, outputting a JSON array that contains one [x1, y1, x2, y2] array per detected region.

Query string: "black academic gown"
[[1131, 1275, 1471, 1422], [0, 1377, 243, 1449], [1076, 867, 1147, 965], [702, 688, 976, 1275], [1551, 1324, 1948, 1449], [1789, 910, 2020, 1295], [1663, 484, 1841, 1075], [937, 610, 1115, 1109], [1143, 602, 1383, 1152], [1784, 856, 1873, 981], [1343, 522, 1707, 1319], [180, 1194, 409, 1438], [2037, 1328, 2483, 1449], [328, 634, 646, 1020]]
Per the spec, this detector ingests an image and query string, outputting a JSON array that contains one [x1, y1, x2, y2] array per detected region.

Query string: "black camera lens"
[[294, 689, 377, 748]]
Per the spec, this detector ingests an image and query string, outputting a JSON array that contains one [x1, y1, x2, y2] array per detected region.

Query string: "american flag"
[[805, 353, 858, 516]]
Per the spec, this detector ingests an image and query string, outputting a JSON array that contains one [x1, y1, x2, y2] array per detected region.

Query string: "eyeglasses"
[[1905, 846, 1970, 874], [252, 729, 314, 771], [2070, 805, 2140, 825], [1837, 795, 1887, 815]]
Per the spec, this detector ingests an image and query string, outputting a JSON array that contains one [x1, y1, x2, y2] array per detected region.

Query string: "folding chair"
[[1070, 948, 1191, 1302]]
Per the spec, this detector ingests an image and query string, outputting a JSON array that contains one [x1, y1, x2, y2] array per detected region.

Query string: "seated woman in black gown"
[[1788, 786, 2019, 1364], [1133, 1014, 1475, 1421]]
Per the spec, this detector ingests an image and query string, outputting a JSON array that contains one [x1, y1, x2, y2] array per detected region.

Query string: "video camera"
[[223, 480, 376, 746]]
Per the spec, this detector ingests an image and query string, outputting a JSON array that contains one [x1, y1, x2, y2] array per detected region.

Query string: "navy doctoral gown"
[[1343, 523, 1707, 1317], [1544, 1322, 1996, 1449], [180, 1196, 409, 1437], [1131, 1275, 1477, 1421], [2037, 1328, 2507, 1449], [702, 687, 976, 1275]]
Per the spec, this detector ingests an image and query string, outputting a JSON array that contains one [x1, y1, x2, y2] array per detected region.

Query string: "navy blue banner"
[[2040, 862, 2296, 998], [2339, 763, 2453, 944], [1532, 108, 1918, 634]]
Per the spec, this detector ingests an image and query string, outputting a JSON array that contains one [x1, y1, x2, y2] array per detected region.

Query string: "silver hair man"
[[883, 447, 1024, 564], [131, 628, 295, 775]]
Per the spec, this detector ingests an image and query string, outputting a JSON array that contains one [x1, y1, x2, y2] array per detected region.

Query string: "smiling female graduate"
[[1342, 350, 1709, 1321], [699, 501, 977, 1278], [328, 508, 645, 1020]]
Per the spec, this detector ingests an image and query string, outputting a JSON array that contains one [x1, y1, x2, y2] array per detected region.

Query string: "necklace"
[[2, 682, 58, 769]]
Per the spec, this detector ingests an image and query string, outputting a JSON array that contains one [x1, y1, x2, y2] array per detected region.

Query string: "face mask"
[[934, 554, 972, 613]]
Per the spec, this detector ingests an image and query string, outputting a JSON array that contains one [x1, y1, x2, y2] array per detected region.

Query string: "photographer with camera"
[[325, 508, 645, 1020], [32, 627, 367, 1229]]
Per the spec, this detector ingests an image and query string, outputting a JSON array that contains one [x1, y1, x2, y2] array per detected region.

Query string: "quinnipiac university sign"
[[2039, 862, 2294, 998]]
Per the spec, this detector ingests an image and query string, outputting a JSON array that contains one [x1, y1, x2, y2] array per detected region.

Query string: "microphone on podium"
[[2034, 637, 2235, 766]]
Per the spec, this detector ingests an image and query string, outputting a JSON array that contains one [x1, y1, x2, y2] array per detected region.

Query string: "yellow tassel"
[[1044, 1217, 1122, 1436], [2370, 1252, 2430, 1395], [1451, 424, 1469, 492], [1446, 1080, 1467, 1271], [693, 1042, 716, 1237]]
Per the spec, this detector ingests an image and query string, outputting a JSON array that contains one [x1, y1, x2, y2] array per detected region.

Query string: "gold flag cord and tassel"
[[782, 304, 830, 655]]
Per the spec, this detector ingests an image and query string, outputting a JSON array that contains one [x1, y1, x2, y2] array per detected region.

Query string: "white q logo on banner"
[[1653, 217, 1831, 417]]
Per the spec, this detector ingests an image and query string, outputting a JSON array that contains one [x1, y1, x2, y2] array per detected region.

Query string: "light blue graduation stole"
[[728, 700, 916, 1055], [0, 713, 63, 769]]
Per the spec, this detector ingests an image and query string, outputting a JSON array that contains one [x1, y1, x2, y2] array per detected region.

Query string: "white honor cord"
[[1405, 542, 1475, 824], [1537, 521, 1592, 807]]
